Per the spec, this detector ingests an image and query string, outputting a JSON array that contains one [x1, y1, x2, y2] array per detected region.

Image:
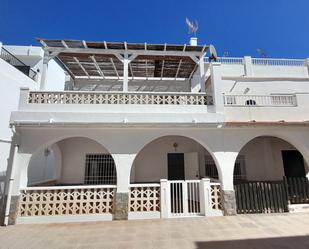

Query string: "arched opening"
[[236, 136, 308, 183], [130, 135, 219, 183], [27, 137, 117, 186], [233, 136, 309, 214]]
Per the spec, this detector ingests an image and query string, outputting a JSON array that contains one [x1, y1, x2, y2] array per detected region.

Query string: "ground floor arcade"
[[4, 125, 309, 224]]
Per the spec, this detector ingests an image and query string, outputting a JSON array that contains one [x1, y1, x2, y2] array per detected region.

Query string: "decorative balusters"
[[224, 94, 297, 107], [205, 57, 305, 67], [27, 91, 213, 105], [129, 184, 160, 212], [252, 58, 305, 67], [210, 183, 223, 210], [18, 186, 115, 217]]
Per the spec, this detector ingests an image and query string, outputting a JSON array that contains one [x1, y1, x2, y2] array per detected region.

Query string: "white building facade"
[[2, 38, 309, 225]]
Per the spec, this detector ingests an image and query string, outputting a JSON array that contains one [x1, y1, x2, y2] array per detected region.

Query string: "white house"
[[2, 38, 309, 225]]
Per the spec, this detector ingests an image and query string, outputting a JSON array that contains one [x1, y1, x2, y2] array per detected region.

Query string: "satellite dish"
[[186, 17, 198, 36]]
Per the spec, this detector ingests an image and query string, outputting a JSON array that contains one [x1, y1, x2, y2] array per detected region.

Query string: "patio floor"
[[0, 213, 309, 249]]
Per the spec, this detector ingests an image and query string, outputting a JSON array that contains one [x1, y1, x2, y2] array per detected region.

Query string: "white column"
[[244, 56, 253, 76], [40, 58, 49, 90], [18, 87, 30, 110], [123, 54, 129, 92], [12, 153, 32, 195], [213, 151, 238, 190], [199, 56, 206, 92], [190, 56, 206, 93], [210, 63, 224, 113], [160, 179, 168, 218], [113, 154, 136, 193], [213, 151, 238, 216], [199, 178, 210, 216]]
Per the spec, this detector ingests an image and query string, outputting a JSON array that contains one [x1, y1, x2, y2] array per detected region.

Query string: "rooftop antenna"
[[186, 17, 198, 37], [257, 48, 267, 58]]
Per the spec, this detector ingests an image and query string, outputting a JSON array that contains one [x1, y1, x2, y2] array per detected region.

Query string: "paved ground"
[[0, 213, 309, 249]]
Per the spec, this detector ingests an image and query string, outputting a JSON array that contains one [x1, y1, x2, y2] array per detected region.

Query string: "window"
[[205, 155, 246, 181], [84, 154, 117, 185]]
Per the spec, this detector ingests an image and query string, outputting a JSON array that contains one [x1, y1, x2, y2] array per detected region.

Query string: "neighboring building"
[[0, 43, 66, 223], [2, 38, 309, 225]]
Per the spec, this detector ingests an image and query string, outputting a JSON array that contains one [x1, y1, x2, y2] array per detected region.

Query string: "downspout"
[[3, 126, 18, 226]]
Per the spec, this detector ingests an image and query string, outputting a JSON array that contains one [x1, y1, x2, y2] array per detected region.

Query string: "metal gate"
[[167, 180, 201, 217]]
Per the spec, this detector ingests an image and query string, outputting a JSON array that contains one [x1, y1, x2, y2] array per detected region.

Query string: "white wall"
[[0, 58, 38, 173], [131, 136, 210, 183], [57, 137, 109, 184], [27, 144, 61, 185], [240, 137, 308, 181], [44, 59, 66, 91]]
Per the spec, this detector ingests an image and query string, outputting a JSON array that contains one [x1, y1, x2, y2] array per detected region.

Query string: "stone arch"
[[130, 135, 221, 183], [234, 135, 309, 183], [26, 136, 117, 187]]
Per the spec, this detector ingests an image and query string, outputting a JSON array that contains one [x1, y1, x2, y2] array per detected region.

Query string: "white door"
[[184, 152, 199, 180]]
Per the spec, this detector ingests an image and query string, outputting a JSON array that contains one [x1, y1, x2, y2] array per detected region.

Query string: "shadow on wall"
[[195, 235, 309, 249]]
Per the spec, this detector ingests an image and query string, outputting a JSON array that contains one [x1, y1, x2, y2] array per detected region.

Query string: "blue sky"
[[1, 0, 309, 58]]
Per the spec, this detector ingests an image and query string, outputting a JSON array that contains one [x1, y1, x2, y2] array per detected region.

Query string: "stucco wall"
[[0, 58, 38, 175], [131, 136, 211, 183], [27, 144, 61, 185], [57, 137, 110, 184], [240, 137, 308, 181]]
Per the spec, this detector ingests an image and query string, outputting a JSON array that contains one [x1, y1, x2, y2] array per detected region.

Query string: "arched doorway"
[[27, 137, 117, 186], [234, 136, 309, 214], [129, 135, 222, 218], [130, 135, 219, 183], [236, 136, 308, 183]]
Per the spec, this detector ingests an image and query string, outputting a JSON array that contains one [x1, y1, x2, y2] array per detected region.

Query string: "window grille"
[[205, 155, 246, 181], [84, 154, 117, 185]]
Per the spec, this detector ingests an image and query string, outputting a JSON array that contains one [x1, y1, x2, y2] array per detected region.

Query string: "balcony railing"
[[0, 47, 37, 80], [27, 91, 213, 105], [205, 57, 306, 67], [252, 58, 305, 67], [224, 94, 297, 107], [205, 57, 244, 64]]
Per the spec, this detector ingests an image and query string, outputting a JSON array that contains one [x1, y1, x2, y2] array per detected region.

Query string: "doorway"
[[168, 153, 185, 180], [282, 150, 306, 177]]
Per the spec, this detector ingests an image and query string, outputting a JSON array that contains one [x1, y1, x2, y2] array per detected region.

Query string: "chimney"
[[189, 37, 197, 46]]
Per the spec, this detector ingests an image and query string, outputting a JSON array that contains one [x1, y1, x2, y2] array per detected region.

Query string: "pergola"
[[39, 39, 210, 91]]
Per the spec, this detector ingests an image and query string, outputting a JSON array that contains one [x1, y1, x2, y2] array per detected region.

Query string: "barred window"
[[84, 154, 117, 185], [205, 155, 246, 181]]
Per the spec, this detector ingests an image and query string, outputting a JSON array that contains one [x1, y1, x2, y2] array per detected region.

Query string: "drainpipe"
[[3, 126, 18, 226]]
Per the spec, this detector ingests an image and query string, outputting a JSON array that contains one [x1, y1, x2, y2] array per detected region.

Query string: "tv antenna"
[[257, 48, 267, 58], [186, 17, 198, 37]]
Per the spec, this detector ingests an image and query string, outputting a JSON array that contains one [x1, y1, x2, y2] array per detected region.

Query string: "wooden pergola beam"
[[91, 55, 105, 78], [110, 58, 119, 79]]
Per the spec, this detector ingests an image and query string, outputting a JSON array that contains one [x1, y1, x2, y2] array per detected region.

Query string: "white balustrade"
[[129, 184, 161, 212], [27, 91, 213, 106], [205, 57, 244, 64], [252, 58, 305, 67], [224, 94, 297, 107], [18, 185, 116, 217], [205, 57, 305, 67]]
